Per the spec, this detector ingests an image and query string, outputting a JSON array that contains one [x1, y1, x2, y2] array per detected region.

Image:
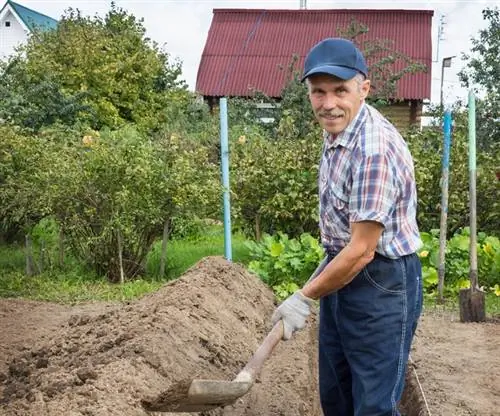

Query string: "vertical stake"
[[220, 98, 232, 261]]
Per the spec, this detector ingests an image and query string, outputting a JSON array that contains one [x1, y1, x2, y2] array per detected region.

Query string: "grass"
[[0, 270, 164, 304], [154, 225, 252, 280], [0, 225, 252, 304]]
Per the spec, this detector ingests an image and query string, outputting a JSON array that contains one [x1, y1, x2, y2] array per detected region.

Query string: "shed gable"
[[197, 9, 433, 101]]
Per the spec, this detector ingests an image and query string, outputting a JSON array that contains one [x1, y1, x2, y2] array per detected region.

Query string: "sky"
[[16, 0, 499, 105]]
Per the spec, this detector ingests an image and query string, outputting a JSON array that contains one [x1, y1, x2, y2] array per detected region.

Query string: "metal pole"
[[468, 91, 478, 290], [440, 60, 445, 108], [437, 110, 452, 303], [219, 98, 232, 261]]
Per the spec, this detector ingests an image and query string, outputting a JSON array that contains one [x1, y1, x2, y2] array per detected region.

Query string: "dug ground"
[[0, 257, 498, 415]]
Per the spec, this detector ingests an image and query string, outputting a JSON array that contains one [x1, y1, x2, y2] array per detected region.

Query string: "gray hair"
[[305, 73, 367, 92], [353, 73, 366, 85]]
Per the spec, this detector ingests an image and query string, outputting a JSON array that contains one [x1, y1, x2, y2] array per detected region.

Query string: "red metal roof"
[[196, 9, 433, 100]]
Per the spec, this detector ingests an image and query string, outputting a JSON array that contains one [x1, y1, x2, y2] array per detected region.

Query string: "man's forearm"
[[301, 243, 375, 300]]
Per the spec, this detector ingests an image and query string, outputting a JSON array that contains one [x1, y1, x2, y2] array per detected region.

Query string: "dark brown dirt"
[[0, 256, 498, 415]]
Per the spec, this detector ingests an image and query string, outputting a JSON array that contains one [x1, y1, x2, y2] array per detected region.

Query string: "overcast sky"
[[17, 0, 498, 105]]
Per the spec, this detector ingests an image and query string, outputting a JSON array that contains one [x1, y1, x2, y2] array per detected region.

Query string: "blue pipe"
[[437, 110, 452, 301], [443, 111, 452, 174], [220, 98, 232, 261]]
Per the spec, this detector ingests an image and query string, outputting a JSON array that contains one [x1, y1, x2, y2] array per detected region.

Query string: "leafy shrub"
[[407, 113, 499, 236], [230, 128, 321, 240], [418, 228, 500, 298], [245, 232, 324, 299]]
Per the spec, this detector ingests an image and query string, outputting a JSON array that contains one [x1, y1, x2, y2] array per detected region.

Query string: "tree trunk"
[[58, 226, 65, 268], [117, 230, 125, 284], [159, 219, 170, 278], [255, 214, 261, 241], [459, 288, 486, 322], [25, 234, 35, 277], [39, 240, 45, 274]]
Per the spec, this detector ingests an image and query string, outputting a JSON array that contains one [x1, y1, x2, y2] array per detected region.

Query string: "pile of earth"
[[0, 257, 321, 416], [1, 256, 498, 415]]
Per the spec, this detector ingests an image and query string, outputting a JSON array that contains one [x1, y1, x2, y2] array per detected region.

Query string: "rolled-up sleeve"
[[349, 153, 397, 228]]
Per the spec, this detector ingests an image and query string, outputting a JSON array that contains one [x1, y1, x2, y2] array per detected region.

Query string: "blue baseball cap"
[[302, 38, 368, 82]]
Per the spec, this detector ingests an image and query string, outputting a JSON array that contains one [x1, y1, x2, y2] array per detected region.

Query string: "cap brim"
[[301, 65, 358, 82]]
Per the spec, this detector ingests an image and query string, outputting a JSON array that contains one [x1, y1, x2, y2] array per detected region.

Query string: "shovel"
[[141, 256, 329, 413]]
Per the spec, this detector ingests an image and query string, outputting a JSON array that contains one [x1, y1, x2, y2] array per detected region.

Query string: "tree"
[[458, 7, 500, 150], [0, 4, 188, 132]]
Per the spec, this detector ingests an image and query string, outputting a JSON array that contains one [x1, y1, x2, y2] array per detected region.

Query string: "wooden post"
[[25, 234, 35, 277], [437, 110, 452, 304], [58, 226, 65, 268], [117, 229, 125, 285], [39, 240, 45, 274], [159, 219, 170, 278], [459, 90, 486, 322]]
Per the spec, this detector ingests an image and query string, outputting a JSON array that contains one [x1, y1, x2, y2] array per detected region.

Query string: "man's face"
[[307, 74, 370, 135]]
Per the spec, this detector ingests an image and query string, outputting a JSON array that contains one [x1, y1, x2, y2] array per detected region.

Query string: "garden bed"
[[0, 257, 498, 415]]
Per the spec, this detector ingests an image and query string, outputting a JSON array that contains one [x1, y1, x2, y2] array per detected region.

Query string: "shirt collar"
[[324, 103, 368, 150]]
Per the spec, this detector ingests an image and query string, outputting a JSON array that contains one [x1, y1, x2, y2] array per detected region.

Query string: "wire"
[[409, 355, 433, 416]]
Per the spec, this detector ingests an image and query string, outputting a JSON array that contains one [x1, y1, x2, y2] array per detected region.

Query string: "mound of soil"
[[0, 256, 498, 416], [0, 257, 320, 415]]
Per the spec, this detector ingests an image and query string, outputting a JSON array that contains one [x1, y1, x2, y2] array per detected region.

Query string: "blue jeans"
[[319, 252, 423, 416]]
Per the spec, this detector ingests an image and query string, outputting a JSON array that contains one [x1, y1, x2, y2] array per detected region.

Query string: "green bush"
[[407, 114, 499, 236], [245, 232, 324, 299], [418, 228, 500, 298], [247, 229, 499, 302]]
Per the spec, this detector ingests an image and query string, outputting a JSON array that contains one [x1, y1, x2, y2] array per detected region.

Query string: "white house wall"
[[0, 10, 28, 59]]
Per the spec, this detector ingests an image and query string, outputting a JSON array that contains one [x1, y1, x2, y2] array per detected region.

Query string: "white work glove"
[[271, 291, 315, 340]]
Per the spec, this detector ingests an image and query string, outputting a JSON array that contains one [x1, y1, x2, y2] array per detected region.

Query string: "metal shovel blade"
[[141, 378, 252, 412]]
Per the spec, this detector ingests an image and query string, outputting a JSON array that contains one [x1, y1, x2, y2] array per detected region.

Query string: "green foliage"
[[57, 127, 218, 281], [146, 225, 252, 279], [418, 228, 500, 299], [0, 245, 25, 272], [0, 270, 163, 303], [246, 229, 499, 303], [458, 7, 499, 151], [0, 125, 54, 234], [407, 113, 499, 236], [0, 4, 188, 131], [0, 224, 252, 303], [230, 127, 321, 239], [274, 55, 318, 140], [245, 233, 324, 299], [0, 124, 219, 281]]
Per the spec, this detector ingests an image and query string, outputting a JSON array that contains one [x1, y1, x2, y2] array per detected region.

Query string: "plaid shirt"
[[319, 103, 421, 259]]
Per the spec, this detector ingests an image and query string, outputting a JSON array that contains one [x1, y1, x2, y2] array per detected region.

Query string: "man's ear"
[[360, 80, 371, 100]]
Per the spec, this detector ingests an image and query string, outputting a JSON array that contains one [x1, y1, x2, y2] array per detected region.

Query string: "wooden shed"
[[196, 8, 433, 129]]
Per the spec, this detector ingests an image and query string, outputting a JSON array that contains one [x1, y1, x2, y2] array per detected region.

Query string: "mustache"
[[319, 111, 344, 117]]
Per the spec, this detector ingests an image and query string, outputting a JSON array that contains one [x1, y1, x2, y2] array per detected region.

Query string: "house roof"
[[0, 0, 58, 31], [196, 9, 433, 100]]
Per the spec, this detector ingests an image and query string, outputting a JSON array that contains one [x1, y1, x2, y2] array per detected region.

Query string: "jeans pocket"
[[362, 255, 406, 294]]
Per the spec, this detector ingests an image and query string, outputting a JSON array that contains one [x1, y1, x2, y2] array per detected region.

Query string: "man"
[[271, 38, 423, 416]]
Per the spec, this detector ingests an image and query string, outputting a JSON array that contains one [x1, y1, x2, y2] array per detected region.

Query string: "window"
[[5, 21, 11, 27]]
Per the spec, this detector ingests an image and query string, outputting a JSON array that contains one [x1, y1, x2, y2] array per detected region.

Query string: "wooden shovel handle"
[[238, 320, 284, 381], [237, 256, 330, 381]]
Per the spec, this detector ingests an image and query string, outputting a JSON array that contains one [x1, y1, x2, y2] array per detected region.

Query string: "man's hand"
[[271, 291, 315, 340]]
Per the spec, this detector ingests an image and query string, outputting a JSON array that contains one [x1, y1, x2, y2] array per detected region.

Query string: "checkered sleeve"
[[349, 153, 397, 228]]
